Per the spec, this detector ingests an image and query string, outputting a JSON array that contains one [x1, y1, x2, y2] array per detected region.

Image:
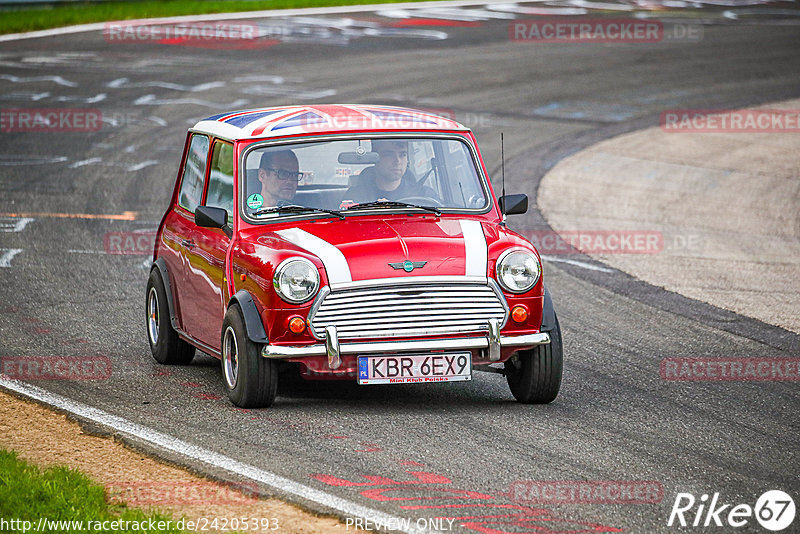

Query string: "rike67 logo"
[[668, 490, 795, 531]]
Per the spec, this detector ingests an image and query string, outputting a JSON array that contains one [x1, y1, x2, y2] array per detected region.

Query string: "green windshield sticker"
[[247, 193, 263, 210]]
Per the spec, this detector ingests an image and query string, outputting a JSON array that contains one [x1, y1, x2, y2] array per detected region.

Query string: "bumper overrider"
[[261, 319, 551, 370]]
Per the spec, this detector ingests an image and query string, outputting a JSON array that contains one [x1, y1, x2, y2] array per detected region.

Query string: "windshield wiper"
[[344, 200, 441, 216], [253, 204, 345, 220]]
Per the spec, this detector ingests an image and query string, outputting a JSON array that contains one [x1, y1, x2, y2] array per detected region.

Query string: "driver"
[[256, 149, 300, 207], [344, 139, 435, 203], [246, 149, 301, 212]]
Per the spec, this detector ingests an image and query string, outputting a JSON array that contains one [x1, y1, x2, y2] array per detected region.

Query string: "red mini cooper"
[[147, 104, 562, 408]]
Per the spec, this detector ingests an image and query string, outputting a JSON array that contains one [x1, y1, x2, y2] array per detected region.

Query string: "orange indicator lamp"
[[289, 316, 306, 334], [511, 305, 528, 323]]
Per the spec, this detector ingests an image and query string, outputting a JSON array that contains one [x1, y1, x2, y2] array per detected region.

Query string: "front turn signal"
[[511, 305, 528, 323], [289, 316, 306, 334]]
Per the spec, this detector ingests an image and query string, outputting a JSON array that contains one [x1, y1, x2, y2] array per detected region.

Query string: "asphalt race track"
[[1, 2, 799, 532]]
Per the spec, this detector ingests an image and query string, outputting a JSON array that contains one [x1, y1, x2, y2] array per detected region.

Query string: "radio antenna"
[[501, 132, 506, 221]]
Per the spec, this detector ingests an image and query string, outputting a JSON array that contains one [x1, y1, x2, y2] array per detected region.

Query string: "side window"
[[178, 134, 209, 213], [206, 140, 234, 217], [440, 140, 483, 208]]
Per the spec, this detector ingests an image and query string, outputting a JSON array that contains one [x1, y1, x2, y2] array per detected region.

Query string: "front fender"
[[540, 286, 557, 332], [229, 290, 268, 344], [152, 258, 179, 330]]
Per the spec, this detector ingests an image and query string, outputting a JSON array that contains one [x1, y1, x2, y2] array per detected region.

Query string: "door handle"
[[181, 239, 196, 248]]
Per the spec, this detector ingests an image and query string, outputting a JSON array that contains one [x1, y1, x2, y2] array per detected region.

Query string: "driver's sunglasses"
[[265, 167, 303, 182]]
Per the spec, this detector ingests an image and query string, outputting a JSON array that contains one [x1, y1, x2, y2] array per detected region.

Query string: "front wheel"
[[505, 314, 563, 404], [221, 304, 277, 408], [146, 269, 195, 365]]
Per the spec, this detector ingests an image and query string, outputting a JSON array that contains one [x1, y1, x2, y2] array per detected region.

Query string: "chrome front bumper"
[[261, 319, 550, 370]]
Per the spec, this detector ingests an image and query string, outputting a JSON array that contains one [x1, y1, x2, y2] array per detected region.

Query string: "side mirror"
[[498, 194, 528, 215], [195, 206, 232, 238]]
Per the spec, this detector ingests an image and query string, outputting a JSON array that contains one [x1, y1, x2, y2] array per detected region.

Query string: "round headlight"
[[496, 250, 540, 293], [273, 258, 320, 304]]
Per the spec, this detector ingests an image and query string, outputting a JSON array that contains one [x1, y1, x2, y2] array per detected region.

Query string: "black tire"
[[220, 304, 278, 408], [505, 314, 563, 404], [146, 269, 195, 365]]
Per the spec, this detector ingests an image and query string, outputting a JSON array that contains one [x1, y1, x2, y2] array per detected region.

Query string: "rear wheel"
[[221, 304, 277, 408], [505, 314, 563, 404], [146, 269, 195, 365]]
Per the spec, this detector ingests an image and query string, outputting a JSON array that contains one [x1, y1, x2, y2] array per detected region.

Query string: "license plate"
[[357, 353, 472, 385]]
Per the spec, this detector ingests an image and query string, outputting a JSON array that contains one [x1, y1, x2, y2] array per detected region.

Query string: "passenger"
[[344, 140, 435, 204]]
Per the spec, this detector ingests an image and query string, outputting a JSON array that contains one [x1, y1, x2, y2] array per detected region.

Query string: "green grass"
[[0, 0, 424, 35], [0, 448, 192, 533]]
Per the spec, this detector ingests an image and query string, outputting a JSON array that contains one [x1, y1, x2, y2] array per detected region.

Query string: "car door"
[[180, 139, 234, 350], [161, 132, 209, 335]]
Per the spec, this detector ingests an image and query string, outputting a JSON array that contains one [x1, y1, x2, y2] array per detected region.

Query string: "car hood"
[[252, 217, 493, 284]]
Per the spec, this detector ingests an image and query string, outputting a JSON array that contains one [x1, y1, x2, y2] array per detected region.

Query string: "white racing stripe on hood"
[[276, 228, 352, 284], [460, 219, 487, 277]]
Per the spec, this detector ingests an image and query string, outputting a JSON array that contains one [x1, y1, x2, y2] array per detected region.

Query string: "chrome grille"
[[309, 282, 507, 340]]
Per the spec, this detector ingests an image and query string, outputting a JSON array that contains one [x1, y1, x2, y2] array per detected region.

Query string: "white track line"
[[0, 74, 77, 87], [541, 255, 615, 272], [0, 217, 34, 232], [0, 248, 23, 267], [0, 377, 426, 534], [0, 0, 527, 42]]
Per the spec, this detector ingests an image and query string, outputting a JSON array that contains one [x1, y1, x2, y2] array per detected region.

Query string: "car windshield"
[[242, 137, 488, 219]]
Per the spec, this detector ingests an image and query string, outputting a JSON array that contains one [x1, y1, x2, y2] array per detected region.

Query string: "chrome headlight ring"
[[273, 257, 320, 304], [496, 249, 541, 294]]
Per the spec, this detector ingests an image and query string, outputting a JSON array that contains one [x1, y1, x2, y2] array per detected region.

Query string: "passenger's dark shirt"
[[343, 168, 435, 204]]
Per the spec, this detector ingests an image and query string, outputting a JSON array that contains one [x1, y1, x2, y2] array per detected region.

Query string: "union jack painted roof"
[[192, 104, 468, 140]]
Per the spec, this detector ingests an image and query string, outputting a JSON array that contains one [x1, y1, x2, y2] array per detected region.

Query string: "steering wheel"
[[397, 196, 444, 207]]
